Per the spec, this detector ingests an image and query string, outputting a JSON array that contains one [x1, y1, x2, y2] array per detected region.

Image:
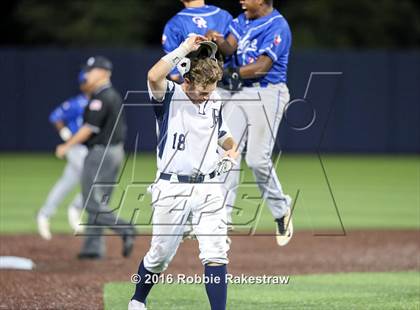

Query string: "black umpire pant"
[[80, 143, 132, 256]]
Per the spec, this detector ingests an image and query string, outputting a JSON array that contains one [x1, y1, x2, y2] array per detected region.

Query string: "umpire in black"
[[56, 56, 135, 259]]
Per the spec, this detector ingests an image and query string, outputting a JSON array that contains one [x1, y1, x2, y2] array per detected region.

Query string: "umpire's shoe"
[[275, 207, 293, 247], [122, 228, 136, 258], [77, 252, 102, 260]]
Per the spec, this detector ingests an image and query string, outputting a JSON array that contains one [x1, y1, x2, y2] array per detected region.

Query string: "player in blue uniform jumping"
[[162, 0, 232, 81], [206, 0, 294, 246]]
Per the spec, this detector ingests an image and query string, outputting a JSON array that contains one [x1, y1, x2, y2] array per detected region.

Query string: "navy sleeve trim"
[[152, 82, 175, 121], [154, 83, 175, 159]]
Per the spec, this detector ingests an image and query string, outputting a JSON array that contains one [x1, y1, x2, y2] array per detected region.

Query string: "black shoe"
[[122, 230, 136, 258], [77, 252, 102, 260]]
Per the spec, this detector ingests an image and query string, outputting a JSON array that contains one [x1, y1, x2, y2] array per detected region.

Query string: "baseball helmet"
[[177, 41, 218, 77]]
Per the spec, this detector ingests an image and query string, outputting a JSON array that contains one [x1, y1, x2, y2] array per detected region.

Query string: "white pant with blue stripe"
[[218, 84, 291, 224], [144, 179, 229, 273]]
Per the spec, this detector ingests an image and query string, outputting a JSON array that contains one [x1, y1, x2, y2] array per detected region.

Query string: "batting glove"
[[220, 67, 243, 92], [216, 156, 238, 175]]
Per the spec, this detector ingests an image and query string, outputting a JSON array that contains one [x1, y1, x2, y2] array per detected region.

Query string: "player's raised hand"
[[182, 35, 207, 53], [205, 30, 223, 43]]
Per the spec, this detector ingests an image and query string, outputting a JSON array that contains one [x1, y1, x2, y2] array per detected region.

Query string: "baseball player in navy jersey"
[[162, 0, 232, 81], [162, 0, 234, 240], [37, 71, 88, 240], [206, 0, 294, 246], [128, 36, 238, 310]]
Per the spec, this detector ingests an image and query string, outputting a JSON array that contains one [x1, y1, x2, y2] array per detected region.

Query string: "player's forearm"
[[239, 55, 273, 79], [206, 30, 238, 57], [149, 43, 191, 83], [148, 43, 191, 98], [147, 59, 173, 97], [54, 121, 65, 131], [216, 39, 236, 57], [64, 125, 92, 147]]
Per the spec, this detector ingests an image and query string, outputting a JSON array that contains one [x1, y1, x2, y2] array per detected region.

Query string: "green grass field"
[[104, 272, 420, 309], [0, 153, 419, 234], [1, 154, 419, 309]]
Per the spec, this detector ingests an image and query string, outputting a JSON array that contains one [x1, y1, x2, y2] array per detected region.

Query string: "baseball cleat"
[[275, 208, 293, 246], [37, 214, 51, 240], [77, 252, 102, 260], [67, 206, 84, 233], [128, 299, 147, 310]]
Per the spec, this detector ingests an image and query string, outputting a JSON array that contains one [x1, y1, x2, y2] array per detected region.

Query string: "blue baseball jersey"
[[49, 94, 88, 134], [162, 5, 232, 53], [229, 9, 292, 86], [162, 5, 233, 76]]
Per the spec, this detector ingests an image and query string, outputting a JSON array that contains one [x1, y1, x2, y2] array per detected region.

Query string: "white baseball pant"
[[38, 144, 87, 218], [219, 83, 291, 223], [144, 178, 229, 273]]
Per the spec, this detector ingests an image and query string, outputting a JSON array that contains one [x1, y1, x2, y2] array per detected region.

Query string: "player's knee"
[[201, 256, 229, 266], [245, 152, 270, 170], [199, 240, 229, 266], [143, 244, 175, 273]]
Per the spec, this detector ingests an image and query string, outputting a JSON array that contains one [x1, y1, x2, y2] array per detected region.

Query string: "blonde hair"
[[185, 58, 223, 87]]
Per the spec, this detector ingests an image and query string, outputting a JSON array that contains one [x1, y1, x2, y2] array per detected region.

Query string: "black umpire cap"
[[83, 56, 113, 71]]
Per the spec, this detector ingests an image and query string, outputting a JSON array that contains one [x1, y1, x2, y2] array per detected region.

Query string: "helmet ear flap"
[[177, 58, 191, 77]]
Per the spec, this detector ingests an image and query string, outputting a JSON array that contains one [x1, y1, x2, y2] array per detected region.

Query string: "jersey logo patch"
[[89, 99, 103, 111], [274, 34, 282, 46], [238, 39, 258, 54], [192, 16, 207, 28]]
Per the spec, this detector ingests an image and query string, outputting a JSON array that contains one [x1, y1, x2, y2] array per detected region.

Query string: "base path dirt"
[[0, 230, 419, 309]]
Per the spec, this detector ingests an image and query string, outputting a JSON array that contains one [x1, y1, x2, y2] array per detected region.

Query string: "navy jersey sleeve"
[[83, 99, 108, 133], [218, 105, 232, 144], [257, 20, 292, 62]]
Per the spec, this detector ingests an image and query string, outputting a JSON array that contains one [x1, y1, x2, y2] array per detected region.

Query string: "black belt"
[[159, 170, 217, 183]]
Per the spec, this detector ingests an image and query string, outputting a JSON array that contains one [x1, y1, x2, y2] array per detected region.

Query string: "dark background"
[[2, 0, 420, 48], [1, 0, 419, 153]]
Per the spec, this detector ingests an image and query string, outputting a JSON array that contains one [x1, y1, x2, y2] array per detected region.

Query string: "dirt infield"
[[0, 230, 419, 309]]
